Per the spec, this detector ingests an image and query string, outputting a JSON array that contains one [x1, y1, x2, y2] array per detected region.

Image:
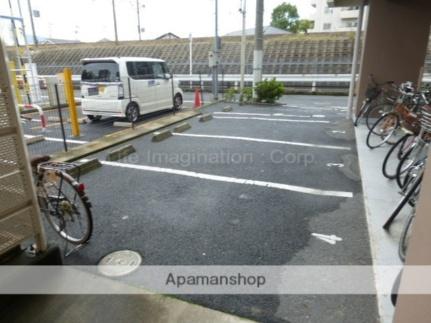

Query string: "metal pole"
[[112, 0, 119, 44], [18, 0, 38, 104], [9, 0, 31, 104], [55, 84, 68, 152], [189, 33, 193, 91], [347, 1, 365, 120], [136, 0, 142, 41], [27, 0, 38, 46], [212, 0, 219, 101], [253, 0, 264, 96], [239, 0, 247, 96]]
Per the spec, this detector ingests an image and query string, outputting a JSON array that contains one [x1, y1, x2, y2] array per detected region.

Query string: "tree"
[[270, 3, 314, 34], [297, 19, 314, 34], [270, 2, 300, 33]]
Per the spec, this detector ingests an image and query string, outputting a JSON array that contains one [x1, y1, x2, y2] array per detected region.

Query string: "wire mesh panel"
[[0, 39, 46, 256]]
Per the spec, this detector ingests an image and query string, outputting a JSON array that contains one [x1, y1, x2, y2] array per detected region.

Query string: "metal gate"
[[0, 39, 46, 257]]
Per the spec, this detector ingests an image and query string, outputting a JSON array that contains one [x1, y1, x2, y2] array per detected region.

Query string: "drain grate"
[[98, 250, 142, 277]]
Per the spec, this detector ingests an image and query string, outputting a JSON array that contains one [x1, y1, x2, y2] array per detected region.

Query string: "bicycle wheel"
[[382, 134, 413, 179], [366, 113, 399, 149], [382, 173, 422, 230], [354, 101, 370, 127], [38, 171, 93, 245], [398, 209, 415, 262], [396, 142, 426, 188], [365, 102, 394, 130]]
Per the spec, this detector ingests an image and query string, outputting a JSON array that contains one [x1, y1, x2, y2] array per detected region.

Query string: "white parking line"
[[87, 159, 353, 198], [214, 112, 326, 119], [24, 134, 88, 144], [213, 116, 330, 124], [173, 133, 351, 151]]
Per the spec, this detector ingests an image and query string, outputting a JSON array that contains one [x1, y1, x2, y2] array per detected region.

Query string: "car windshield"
[[81, 61, 120, 82]]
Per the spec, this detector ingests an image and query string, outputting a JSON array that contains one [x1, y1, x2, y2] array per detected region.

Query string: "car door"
[[127, 61, 155, 113], [151, 62, 172, 110]]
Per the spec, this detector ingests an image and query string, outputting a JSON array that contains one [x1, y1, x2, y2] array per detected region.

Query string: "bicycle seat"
[[30, 155, 51, 167]]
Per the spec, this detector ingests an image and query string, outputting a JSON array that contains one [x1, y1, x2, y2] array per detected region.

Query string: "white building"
[[310, 0, 367, 33]]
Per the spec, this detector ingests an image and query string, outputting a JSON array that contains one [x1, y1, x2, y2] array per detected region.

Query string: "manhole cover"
[[98, 250, 142, 277]]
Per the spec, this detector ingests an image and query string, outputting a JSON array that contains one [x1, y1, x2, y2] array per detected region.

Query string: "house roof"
[[224, 26, 290, 37]]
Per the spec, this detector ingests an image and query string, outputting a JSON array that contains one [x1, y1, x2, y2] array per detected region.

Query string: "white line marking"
[[24, 134, 88, 144], [326, 163, 345, 168], [312, 233, 343, 245], [331, 130, 346, 134], [213, 116, 330, 124], [173, 133, 351, 151], [85, 159, 353, 198], [215, 112, 327, 119], [215, 111, 271, 117]]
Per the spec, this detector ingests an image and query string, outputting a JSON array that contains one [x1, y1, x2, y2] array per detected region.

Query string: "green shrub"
[[254, 78, 285, 103], [224, 87, 237, 102], [239, 87, 253, 104]]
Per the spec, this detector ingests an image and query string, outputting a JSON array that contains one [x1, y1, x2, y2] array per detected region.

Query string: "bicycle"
[[31, 155, 93, 245], [354, 75, 398, 129], [366, 85, 421, 149], [395, 101, 431, 188], [383, 158, 424, 232]]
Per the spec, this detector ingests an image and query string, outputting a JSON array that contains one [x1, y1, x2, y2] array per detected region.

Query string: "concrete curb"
[[152, 129, 173, 142], [199, 113, 213, 122], [106, 144, 136, 161], [25, 135, 45, 145], [113, 121, 133, 128], [52, 109, 201, 162], [173, 122, 191, 133], [69, 158, 102, 177], [222, 105, 233, 112]]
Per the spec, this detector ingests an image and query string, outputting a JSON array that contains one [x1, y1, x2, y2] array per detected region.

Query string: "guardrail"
[[41, 73, 431, 83]]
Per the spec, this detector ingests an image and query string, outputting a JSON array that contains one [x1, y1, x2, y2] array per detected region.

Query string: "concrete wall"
[[356, 0, 431, 112]]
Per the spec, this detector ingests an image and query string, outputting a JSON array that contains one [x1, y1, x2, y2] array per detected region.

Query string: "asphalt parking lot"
[[41, 95, 378, 323], [21, 93, 196, 156]]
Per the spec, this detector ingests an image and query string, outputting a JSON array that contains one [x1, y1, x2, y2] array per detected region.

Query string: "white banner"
[[0, 265, 428, 295]]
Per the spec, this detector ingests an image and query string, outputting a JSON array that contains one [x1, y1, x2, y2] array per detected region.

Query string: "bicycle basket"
[[397, 104, 420, 134], [365, 86, 381, 100]]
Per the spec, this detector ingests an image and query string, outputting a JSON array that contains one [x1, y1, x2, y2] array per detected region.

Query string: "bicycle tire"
[[354, 101, 369, 127], [365, 102, 394, 130], [396, 143, 424, 188], [382, 134, 412, 179], [366, 113, 399, 149], [382, 174, 422, 230], [38, 171, 93, 245], [398, 209, 415, 262], [391, 270, 402, 306]]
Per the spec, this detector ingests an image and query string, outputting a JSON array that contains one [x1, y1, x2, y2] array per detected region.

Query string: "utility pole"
[[253, 0, 264, 95], [27, 0, 38, 46], [112, 0, 119, 44], [136, 0, 142, 41], [239, 0, 247, 97], [347, 1, 366, 120], [212, 0, 219, 101], [189, 33, 193, 90]]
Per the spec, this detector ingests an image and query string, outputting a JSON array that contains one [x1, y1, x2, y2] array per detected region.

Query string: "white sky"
[[0, 0, 315, 43]]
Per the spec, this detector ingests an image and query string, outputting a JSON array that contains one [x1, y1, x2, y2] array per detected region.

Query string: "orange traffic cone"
[[194, 87, 202, 109]]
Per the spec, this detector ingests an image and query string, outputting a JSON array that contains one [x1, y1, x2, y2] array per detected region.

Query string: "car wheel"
[[173, 94, 183, 111], [126, 103, 140, 122], [88, 115, 102, 122]]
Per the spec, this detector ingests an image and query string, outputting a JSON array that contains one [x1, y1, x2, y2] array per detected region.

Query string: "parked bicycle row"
[[355, 76, 431, 262]]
